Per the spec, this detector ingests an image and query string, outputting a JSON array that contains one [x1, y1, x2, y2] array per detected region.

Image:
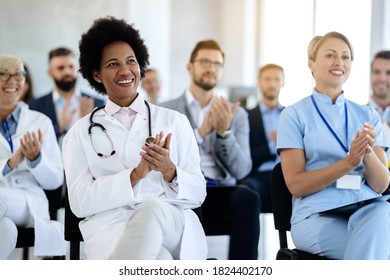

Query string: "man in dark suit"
[[28, 47, 105, 144], [239, 63, 285, 214], [160, 39, 260, 260]]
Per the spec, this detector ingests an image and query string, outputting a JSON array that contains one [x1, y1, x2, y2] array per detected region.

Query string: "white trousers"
[[292, 200, 390, 259], [110, 198, 185, 260], [0, 188, 34, 259]]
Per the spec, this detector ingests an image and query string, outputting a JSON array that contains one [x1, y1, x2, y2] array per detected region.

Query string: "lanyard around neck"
[[311, 95, 349, 153], [1, 120, 14, 153]]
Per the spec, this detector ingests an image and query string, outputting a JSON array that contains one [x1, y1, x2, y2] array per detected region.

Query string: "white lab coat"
[[0, 102, 66, 256], [62, 101, 207, 259]]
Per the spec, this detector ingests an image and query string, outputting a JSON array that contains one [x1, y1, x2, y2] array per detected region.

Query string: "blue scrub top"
[[276, 89, 389, 224]]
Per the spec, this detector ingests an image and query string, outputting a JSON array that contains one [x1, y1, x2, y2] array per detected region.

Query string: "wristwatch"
[[217, 130, 232, 139]]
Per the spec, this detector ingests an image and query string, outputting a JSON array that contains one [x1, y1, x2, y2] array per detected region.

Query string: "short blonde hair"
[[307, 31, 354, 62], [0, 53, 24, 69]]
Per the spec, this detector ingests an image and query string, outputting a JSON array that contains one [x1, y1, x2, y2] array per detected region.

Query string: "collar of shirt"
[[185, 89, 211, 128], [368, 97, 383, 113], [0, 104, 21, 136], [259, 101, 283, 115], [104, 94, 146, 130], [312, 88, 345, 109], [105, 94, 146, 116]]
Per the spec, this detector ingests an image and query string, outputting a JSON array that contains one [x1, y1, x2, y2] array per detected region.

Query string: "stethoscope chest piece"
[[145, 136, 155, 147]]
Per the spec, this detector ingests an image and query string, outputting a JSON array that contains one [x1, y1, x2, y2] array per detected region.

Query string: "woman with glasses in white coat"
[[0, 54, 65, 259]]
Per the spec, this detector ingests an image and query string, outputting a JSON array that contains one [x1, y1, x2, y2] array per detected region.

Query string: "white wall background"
[[1, 0, 390, 104]]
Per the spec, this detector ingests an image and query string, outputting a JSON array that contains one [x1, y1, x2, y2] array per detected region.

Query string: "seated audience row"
[[1, 15, 390, 260]]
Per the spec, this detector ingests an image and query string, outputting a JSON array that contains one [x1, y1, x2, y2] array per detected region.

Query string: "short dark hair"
[[78, 16, 150, 95], [189, 39, 225, 63], [371, 50, 390, 68], [48, 47, 74, 62]]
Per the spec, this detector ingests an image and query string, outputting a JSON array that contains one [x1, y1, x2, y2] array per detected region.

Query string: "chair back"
[[64, 187, 84, 243], [16, 185, 64, 259], [270, 162, 292, 232]]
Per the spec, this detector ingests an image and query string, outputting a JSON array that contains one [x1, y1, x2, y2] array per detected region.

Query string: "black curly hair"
[[78, 16, 150, 94]]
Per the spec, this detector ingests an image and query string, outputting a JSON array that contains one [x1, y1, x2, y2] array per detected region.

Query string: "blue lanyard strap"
[[311, 95, 349, 153], [2, 121, 14, 153]]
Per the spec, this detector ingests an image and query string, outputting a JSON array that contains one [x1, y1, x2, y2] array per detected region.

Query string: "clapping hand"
[[140, 132, 176, 182]]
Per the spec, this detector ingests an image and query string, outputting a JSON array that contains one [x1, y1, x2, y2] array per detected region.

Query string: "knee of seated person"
[[366, 200, 390, 219], [135, 198, 167, 216], [232, 186, 260, 211], [0, 194, 8, 217], [0, 217, 18, 245]]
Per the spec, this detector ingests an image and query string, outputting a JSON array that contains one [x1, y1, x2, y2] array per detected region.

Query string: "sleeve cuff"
[[26, 153, 42, 169], [2, 161, 13, 176], [166, 176, 179, 193], [194, 128, 204, 144]]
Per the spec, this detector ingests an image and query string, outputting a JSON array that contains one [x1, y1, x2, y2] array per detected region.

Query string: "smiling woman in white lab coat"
[[62, 16, 207, 260], [0, 54, 66, 259]]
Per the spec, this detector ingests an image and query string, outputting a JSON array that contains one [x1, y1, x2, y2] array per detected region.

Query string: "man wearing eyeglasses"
[[160, 39, 260, 260]]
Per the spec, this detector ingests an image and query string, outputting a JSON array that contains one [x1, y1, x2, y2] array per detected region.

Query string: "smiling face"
[[371, 58, 390, 100], [93, 41, 140, 107], [308, 37, 352, 94], [0, 63, 25, 112], [187, 49, 224, 91]]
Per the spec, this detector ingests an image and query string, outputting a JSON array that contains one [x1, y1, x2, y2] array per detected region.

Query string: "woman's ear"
[[93, 71, 102, 83]]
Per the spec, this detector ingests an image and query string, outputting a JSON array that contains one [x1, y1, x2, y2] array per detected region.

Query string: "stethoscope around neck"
[[88, 100, 154, 158]]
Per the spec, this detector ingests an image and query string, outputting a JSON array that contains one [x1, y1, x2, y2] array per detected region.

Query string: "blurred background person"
[[28, 47, 105, 145], [19, 64, 35, 103], [369, 50, 390, 123], [141, 68, 162, 104], [239, 63, 285, 216]]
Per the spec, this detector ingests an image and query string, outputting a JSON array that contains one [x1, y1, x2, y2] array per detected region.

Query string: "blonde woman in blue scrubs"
[[277, 32, 390, 259]]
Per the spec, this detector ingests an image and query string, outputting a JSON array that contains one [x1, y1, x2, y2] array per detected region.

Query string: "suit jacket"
[[247, 104, 284, 174], [28, 91, 105, 140], [160, 92, 252, 185]]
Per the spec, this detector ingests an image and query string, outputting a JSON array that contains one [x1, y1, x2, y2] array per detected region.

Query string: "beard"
[[54, 78, 77, 92], [194, 76, 217, 91]]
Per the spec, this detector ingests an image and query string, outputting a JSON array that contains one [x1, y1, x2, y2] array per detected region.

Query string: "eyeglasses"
[[194, 59, 224, 69], [0, 70, 26, 82]]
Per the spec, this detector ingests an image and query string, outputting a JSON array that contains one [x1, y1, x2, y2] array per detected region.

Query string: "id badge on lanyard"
[[336, 174, 361, 190]]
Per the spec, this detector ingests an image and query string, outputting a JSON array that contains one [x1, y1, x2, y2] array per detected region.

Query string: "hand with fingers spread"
[[19, 129, 43, 161], [197, 109, 213, 139], [59, 98, 77, 132], [79, 96, 95, 118], [210, 96, 239, 135], [141, 132, 176, 182]]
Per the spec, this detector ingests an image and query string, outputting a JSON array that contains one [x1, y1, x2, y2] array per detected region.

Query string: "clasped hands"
[[7, 129, 43, 169], [131, 132, 176, 185], [197, 96, 240, 138], [347, 122, 376, 167]]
